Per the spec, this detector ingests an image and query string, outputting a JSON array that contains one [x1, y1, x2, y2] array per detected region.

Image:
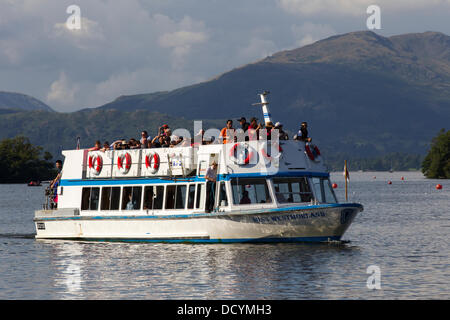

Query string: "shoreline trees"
[[422, 129, 450, 179]]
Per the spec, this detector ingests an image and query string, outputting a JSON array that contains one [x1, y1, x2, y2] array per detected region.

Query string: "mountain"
[[0, 91, 54, 112], [93, 31, 450, 157], [1, 30, 449, 166]]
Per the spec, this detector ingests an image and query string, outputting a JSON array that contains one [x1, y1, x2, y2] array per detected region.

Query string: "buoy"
[[436, 184, 442, 190], [401, 176, 404, 181], [373, 176, 376, 179], [388, 181, 392, 185], [332, 183, 338, 189]]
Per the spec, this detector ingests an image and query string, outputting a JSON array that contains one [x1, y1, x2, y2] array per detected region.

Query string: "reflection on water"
[[39, 240, 364, 299], [0, 172, 449, 299]]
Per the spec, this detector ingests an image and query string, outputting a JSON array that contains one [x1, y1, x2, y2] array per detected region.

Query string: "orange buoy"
[[436, 184, 442, 190], [332, 183, 338, 189], [388, 181, 392, 185]]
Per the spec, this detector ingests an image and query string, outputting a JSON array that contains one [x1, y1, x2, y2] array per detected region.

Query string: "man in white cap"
[[275, 122, 289, 140]]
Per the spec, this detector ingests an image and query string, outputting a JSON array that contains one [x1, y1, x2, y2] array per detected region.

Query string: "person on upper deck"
[[293, 121, 312, 142], [88, 140, 101, 151], [140, 131, 150, 148], [248, 117, 262, 141], [101, 142, 110, 151], [237, 117, 250, 141], [50, 160, 63, 208], [274, 122, 289, 140], [220, 120, 235, 144]]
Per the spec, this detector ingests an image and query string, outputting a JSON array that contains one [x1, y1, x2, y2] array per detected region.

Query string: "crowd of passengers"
[[87, 118, 311, 151]]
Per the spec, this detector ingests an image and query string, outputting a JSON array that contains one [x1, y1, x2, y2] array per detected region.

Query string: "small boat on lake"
[[34, 92, 363, 243]]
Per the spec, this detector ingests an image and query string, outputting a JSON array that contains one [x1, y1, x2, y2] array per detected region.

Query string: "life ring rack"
[[145, 152, 160, 174], [260, 142, 283, 165], [88, 154, 103, 175], [305, 143, 321, 162], [117, 152, 132, 174], [229, 143, 256, 165]]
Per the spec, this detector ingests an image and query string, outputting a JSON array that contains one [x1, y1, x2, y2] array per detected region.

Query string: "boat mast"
[[252, 90, 273, 125]]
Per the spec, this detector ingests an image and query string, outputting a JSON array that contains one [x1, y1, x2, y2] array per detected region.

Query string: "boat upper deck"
[[60, 140, 327, 182]]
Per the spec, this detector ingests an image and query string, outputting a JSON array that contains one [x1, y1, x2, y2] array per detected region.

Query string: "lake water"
[[0, 171, 448, 300]]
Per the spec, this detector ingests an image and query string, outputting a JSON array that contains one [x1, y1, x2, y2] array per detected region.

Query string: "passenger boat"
[[34, 92, 363, 243]]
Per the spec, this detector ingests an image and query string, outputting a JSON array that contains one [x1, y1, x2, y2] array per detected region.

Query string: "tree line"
[[421, 129, 450, 179], [0, 136, 57, 183]]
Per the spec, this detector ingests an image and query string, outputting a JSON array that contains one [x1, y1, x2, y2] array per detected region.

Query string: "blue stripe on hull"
[[42, 236, 342, 243]]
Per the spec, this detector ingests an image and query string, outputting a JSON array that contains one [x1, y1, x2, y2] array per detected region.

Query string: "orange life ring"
[[145, 152, 160, 174], [88, 154, 103, 175], [117, 152, 132, 173]]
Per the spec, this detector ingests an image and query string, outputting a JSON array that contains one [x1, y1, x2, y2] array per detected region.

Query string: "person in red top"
[[248, 117, 262, 141], [88, 140, 101, 151], [220, 120, 235, 144]]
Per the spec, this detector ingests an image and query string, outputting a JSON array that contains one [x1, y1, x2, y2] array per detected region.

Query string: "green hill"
[[0, 91, 54, 112], [1, 30, 449, 168]]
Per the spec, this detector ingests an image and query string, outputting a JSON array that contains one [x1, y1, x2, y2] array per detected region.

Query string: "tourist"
[[205, 161, 218, 212], [293, 121, 312, 142], [248, 117, 262, 141], [101, 142, 110, 151], [239, 190, 251, 204], [140, 131, 149, 148], [275, 122, 289, 140], [88, 140, 101, 151], [220, 120, 235, 144], [50, 160, 63, 209]]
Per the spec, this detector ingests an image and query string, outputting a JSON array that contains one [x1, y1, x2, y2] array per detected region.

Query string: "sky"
[[0, 0, 449, 112]]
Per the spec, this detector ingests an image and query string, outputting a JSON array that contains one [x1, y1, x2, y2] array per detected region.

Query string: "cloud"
[[291, 22, 336, 47], [277, 0, 449, 16], [158, 16, 209, 69], [47, 72, 79, 109]]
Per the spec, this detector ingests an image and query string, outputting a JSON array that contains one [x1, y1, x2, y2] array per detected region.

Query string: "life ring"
[[117, 152, 132, 174], [145, 152, 160, 174], [305, 143, 321, 161], [260, 142, 283, 165], [88, 154, 103, 175], [229, 143, 256, 165]]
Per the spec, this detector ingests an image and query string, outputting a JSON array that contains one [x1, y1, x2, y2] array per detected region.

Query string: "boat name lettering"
[[252, 211, 326, 223]]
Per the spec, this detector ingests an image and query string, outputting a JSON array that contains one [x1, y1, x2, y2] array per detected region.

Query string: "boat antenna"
[[252, 90, 272, 125]]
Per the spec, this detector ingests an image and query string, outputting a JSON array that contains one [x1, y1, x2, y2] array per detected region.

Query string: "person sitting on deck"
[[88, 140, 101, 151], [293, 121, 312, 142], [101, 142, 110, 151], [275, 122, 289, 140]]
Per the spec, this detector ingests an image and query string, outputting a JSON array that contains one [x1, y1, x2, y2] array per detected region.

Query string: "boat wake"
[[0, 233, 36, 239]]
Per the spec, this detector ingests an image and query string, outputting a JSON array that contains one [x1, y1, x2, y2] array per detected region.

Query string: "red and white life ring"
[[305, 143, 321, 162], [117, 152, 132, 174], [260, 142, 283, 165], [88, 154, 103, 175], [145, 152, 160, 174], [229, 143, 256, 165]]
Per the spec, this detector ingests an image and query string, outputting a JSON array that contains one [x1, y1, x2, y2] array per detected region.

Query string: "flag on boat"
[[343, 160, 350, 182]]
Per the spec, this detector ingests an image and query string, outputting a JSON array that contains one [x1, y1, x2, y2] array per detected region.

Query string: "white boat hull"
[[34, 204, 362, 243]]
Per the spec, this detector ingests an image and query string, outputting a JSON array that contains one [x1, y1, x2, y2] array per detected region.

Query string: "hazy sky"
[[1, 0, 449, 112]]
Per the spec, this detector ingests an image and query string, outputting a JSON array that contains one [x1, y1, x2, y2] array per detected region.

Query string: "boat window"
[[121, 186, 142, 210], [272, 177, 313, 203], [195, 184, 205, 209], [81, 187, 100, 211], [231, 178, 272, 205], [165, 184, 187, 210], [311, 177, 337, 204], [218, 182, 228, 207], [187, 184, 196, 209], [100, 187, 121, 210]]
